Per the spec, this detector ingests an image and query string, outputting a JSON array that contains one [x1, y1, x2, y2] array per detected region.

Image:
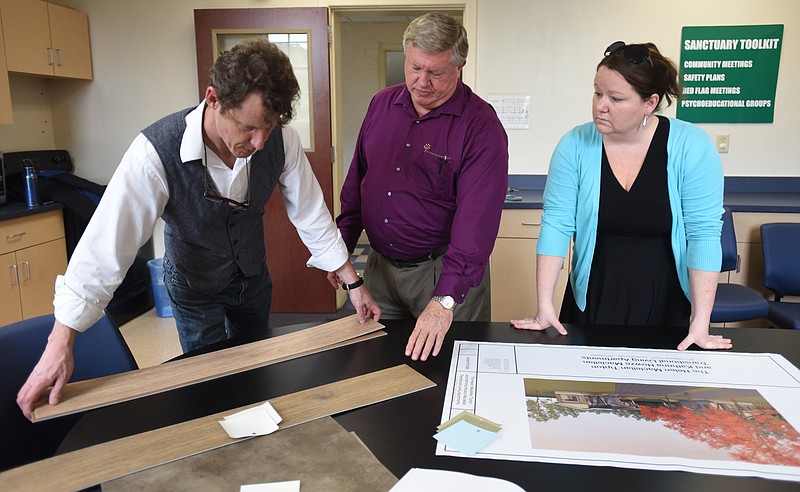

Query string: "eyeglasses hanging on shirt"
[[202, 145, 251, 209]]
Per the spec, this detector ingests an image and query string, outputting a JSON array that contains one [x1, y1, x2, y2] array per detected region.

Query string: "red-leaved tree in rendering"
[[640, 405, 800, 466]]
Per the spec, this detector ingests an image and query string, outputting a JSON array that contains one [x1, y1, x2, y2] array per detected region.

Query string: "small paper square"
[[433, 419, 499, 455], [219, 402, 282, 438]]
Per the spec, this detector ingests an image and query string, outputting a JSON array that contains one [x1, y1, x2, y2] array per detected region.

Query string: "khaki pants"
[[364, 249, 490, 321]]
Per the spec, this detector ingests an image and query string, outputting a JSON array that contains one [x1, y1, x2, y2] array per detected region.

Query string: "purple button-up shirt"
[[338, 81, 508, 303]]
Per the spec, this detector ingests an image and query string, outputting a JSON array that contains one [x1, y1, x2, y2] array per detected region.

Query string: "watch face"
[[436, 296, 456, 310]]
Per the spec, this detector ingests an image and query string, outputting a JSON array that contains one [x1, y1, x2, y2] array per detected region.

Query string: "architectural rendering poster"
[[437, 341, 800, 482], [677, 24, 783, 123]]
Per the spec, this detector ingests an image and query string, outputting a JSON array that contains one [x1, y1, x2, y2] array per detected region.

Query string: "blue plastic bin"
[[147, 258, 173, 318]]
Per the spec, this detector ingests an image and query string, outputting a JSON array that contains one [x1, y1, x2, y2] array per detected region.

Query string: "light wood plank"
[[3, 365, 435, 492], [32, 315, 385, 421]]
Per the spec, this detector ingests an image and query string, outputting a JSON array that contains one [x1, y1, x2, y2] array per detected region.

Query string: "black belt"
[[382, 246, 448, 268]]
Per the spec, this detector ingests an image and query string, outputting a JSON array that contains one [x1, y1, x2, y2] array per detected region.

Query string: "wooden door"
[[194, 8, 334, 313]]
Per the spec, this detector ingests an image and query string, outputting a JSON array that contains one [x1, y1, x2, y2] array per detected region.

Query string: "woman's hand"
[[511, 304, 567, 335], [677, 321, 732, 351]]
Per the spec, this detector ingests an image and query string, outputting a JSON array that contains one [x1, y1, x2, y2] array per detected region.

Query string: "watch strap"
[[432, 295, 456, 310], [342, 275, 364, 291]]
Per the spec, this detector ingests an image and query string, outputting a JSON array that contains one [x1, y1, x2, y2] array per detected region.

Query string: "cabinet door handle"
[[10, 264, 19, 285], [22, 261, 31, 281], [48, 47, 55, 66], [56, 48, 63, 66], [735, 254, 741, 274], [521, 221, 542, 227], [7, 231, 27, 239]]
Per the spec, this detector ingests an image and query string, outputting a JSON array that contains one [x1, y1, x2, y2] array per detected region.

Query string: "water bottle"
[[24, 163, 39, 207]]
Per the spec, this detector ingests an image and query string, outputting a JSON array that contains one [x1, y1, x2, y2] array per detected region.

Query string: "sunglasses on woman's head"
[[604, 41, 651, 65]]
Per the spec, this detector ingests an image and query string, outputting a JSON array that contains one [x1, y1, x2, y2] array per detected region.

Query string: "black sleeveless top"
[[561, 116, 691, 327]]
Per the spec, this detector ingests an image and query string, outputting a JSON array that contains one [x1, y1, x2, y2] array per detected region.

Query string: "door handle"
[[10, 264, 19, 285], [6, 231, 26, 240], [48, 47, 54, 66], [22, 261, 31, 281], [56, 48, 63, 66], [521, 221, 542, 227]]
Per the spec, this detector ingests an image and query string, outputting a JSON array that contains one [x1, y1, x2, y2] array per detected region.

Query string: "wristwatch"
[[432, 295, 456, 311], [341, 274, 364, 291]]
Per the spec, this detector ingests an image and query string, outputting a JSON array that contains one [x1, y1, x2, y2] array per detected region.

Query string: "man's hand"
[[345, 284, 381, 323], [329, 264, 381, 323], [405, 300, 454, 361], [326, 271, 339, 289], [17, 321, 77, 420]]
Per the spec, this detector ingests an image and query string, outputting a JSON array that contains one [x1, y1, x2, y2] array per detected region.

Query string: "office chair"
[[0, 314, 138, 471], [761, 223, 800, 329], [710, 207, 769, 323]]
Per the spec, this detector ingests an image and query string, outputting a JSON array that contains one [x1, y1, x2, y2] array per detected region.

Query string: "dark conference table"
[[59, 321, 800, 491]]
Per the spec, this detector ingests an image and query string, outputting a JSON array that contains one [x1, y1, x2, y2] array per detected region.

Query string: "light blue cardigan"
[[537, 117, 724, 310]]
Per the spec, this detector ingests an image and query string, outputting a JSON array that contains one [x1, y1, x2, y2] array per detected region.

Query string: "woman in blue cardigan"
[[512, 41, 731, 351]]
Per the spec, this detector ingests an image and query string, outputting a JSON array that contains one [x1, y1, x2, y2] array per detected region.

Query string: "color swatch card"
[[219, 401, 282, 438], [433, 411, 502, 455]]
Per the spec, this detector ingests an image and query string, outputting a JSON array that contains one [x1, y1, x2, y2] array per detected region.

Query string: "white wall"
[[340, 20, 409, 175], [0, 76, 55, 151], [474, 0, 799, 176], [21, 0, 800, 184]]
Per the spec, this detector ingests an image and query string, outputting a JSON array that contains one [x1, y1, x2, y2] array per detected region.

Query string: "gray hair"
[[403, 12, 468, 67]]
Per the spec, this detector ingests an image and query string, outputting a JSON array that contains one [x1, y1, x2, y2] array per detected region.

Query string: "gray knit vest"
[[142, 107, 285, 295]]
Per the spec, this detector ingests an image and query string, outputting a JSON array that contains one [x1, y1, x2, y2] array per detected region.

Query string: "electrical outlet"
[[716, 134, 730, 153]]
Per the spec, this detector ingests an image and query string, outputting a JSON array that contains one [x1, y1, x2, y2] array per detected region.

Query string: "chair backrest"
[[0, 314, 137, 471], [762, 223, 800, 298], [720, 206, 738, 272]]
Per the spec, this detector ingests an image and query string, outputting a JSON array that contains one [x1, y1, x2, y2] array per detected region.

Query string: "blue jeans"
[[162, 257, 272, 353]]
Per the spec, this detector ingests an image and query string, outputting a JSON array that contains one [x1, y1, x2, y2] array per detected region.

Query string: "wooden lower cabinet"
[[490, 208, 799, 328], [0, 210, 68, 327], [0, 251, 22, 324], [490, 209, 569, 322]]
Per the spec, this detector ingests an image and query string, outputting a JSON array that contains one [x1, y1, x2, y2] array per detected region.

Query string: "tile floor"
[[118, 309, 181, 369], [120, 243, 372, 369]]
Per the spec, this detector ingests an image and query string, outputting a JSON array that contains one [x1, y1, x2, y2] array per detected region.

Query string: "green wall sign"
[[677, 24, 783, 123]]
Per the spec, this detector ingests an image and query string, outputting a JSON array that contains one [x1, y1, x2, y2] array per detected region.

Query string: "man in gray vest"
[[17, 39, 380, 419]]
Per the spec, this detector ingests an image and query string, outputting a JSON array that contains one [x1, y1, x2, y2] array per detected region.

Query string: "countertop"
[[0, 201, 63, 221], [505, 176, 800, 213]]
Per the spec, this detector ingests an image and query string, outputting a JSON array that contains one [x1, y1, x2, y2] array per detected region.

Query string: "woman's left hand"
[[677, 322, 732, 351]]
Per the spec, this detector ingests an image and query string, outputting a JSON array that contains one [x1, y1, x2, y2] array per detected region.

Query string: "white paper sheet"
[[437, 341, 800, 482], [241, 480, 300, 492], [219, 402, 282, 438], [390, 468, 524, 492]]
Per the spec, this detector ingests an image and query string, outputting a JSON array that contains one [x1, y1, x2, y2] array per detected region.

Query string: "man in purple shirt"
[[334, 12, 508, 361]]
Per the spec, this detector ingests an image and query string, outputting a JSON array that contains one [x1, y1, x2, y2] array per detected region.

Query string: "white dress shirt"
[[54, 102, 349, 332]]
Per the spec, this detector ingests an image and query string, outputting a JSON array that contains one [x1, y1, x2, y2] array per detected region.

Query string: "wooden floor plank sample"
[[3, 365, 435, 492], [32, 315, 385, 422]]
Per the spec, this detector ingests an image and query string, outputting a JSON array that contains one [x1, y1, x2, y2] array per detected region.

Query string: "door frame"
[[194, 8, 335, 312], [327, 3, 476, 220]]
